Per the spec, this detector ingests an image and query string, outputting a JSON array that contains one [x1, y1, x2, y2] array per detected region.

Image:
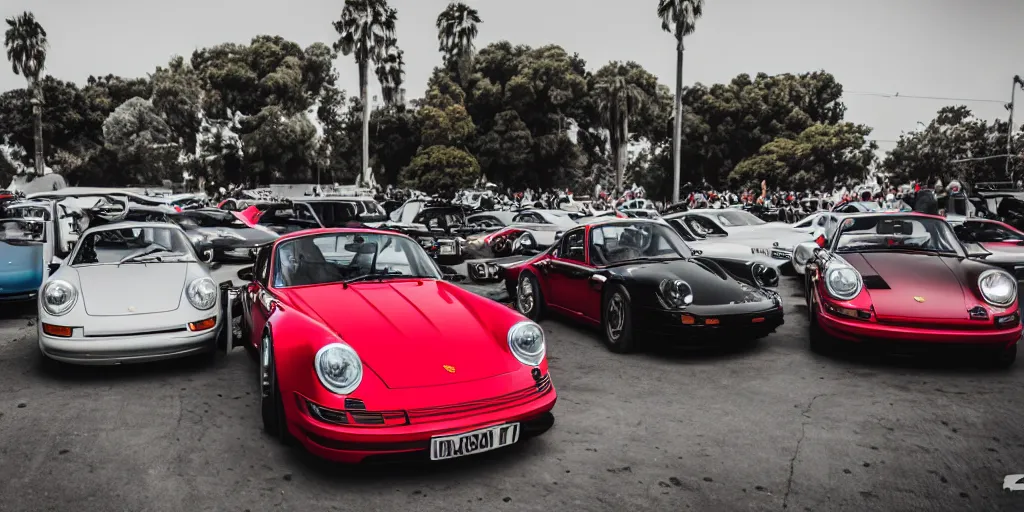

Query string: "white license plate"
[[439, 245, 456, 255], [751, 247, 770, 256], [430, 423, 520, 460]]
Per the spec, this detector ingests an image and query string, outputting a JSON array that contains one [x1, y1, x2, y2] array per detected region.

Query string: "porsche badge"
[[128, 306, 137, 312], [443, 365, 456, 374], [913, 296, 926, 303]]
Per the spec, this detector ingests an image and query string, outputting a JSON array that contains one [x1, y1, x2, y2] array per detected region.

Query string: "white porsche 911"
[[38, 221, 230, 365]]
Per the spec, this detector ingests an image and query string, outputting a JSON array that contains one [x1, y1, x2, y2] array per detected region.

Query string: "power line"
[[843, 91, 1003, 103]]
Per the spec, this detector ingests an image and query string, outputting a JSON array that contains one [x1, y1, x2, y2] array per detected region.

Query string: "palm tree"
[[595, 70, 645, 194], [4, 12, 48, 176], [374, 38, 405, 106], [657, 0, 704, 203], [333, 0, 398, 186], [435, 2, 481, 84]]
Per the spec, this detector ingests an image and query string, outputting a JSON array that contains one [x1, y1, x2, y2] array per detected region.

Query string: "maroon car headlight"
[[314, 343, 363, 395], [508, 321, 545, 366], [979, 269, 1017, 307], [824, 264, 862, 301]]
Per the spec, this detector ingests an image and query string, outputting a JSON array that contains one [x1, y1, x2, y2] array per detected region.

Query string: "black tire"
[[602, 284, 636, 353], [983, 343, 1017, 369], [808, 297, 832, 354], [515, 272, 545, 321], [259, 333, 291, 444]]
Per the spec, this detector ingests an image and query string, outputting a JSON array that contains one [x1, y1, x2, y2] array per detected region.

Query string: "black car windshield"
[[72, 226, 195, 265], [702, 210, 765, 226], [954, 221, 1024, 243], [0, 219, 45, 243], [590, 222, 692, 265], [835, 216, 962, 255], [272, 232, 441, 287], [179, 210, 246, 228]]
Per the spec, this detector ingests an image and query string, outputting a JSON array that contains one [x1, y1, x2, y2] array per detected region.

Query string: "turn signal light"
[[681, 314, 695, 325], [814, 235, 826, 248], [188, 317, 217, 331], [752, 317, 765, 323], [705, 318, 720, 325], [42, 324, 73, 337]]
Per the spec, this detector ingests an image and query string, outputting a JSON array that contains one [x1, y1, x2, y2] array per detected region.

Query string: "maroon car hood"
[[280, 280, 519, 389], [842, 252, 968, 320]]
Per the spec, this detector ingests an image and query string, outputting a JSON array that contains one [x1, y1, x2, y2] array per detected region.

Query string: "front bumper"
[[634, 304, 784, 346], [817, 308, 1022, 347], [38, 319, 221, 365], [289, 375, 557, 464]]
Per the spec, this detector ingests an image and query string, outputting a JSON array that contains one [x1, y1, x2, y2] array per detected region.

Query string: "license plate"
[[430, 423, 520, 461], [439, 245, 456, 255], [751, 248, 770, 256]]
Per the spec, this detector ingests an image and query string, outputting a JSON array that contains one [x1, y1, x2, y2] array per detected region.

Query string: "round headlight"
[[186, 277, 218, 310], [824, 265, 862, 301], [314, 343, 363, 394], [507, 321, 546, 366], [752, 263, 779, 287], [979, 269, 1016, 307], [42, 280, 77, 316], [658, 279, 694, 308]]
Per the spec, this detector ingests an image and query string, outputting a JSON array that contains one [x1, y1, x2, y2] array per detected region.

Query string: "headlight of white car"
[[979, 269, 1016, 307], [824, 264, 862, 301], [507, 321, 545, 366], [186, 277, 218, 310], [314, 343, 363, 394], [42, 280, 77, 316]]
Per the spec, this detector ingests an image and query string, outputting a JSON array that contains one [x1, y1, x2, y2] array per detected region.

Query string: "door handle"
[[589, 274, 606, 290]]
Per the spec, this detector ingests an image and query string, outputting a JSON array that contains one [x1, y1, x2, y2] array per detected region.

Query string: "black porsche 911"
[[501, 218, 784, 352]]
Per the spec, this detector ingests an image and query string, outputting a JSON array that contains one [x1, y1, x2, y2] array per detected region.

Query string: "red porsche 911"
[[799, 213, 1021, 367], [234, 228, 555, 463]]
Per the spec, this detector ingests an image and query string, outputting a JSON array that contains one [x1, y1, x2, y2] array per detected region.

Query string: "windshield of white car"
[[72, 227, 195, 265], [272, 232, 441, 287], [0, 219, 46, 243], [705, 210, 766, 226], [835, 216, 962, 256], [590, 222, 692, 265], [178, 210, 246, 228]]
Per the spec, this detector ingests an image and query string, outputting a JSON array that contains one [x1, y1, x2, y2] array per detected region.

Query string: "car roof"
[[80, 221, 183, 234], [289, 196, 376, 202]]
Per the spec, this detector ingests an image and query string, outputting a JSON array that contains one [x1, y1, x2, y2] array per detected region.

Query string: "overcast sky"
[[3, 0, 1022, 149]]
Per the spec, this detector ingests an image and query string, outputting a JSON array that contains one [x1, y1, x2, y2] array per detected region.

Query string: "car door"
[[244, 245, 274, 349], [545, 228, 597, 319]]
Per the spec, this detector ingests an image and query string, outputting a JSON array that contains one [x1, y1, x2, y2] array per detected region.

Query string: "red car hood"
[[843, 252, 969, 320], [279, 280, 520, 389]]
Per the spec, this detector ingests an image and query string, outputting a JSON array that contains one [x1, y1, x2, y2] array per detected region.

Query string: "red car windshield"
[[273, 232, 441, 287], [835, 216, 962, 255]]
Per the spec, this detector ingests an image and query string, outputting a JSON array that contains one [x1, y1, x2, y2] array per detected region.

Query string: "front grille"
[[84, 326, 188, 338], [406, 375, 552, 424]]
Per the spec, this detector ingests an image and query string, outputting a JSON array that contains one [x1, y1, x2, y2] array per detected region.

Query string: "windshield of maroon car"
[[71, 226, 195, 265], [702, 210, 766, 227], [272, 232, 441, 287], [834, 216, 962, 255], [590, 222, 692, 265]]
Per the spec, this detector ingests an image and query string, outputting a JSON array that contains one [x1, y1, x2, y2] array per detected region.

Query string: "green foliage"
[[101, 97, 180, 185], [881, 106, 1024, 185], [4, 11, 48, 80], [371, 107, 421, 185], [400, 145, 480, 197], [151, 56, 204, 153], [436, 1, 481, 79], [729, 122, 877, 191], [240, 106, 319, 185]]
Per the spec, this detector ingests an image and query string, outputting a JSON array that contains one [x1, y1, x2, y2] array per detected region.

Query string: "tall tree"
[[436, 2, 482, 84], [333, 0, 399, 187], [657, 0, 704, 203], [374, 38, 405, 106], [595, 65, 645, 193], [4, 12, 48, 175]]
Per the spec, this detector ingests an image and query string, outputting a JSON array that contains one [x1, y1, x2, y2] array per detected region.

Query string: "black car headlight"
[[752, 263, 779, 287], [658, 279, 693, 309]]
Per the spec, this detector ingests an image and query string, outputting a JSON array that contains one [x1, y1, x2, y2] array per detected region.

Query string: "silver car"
[[37, 221, 225, 365]]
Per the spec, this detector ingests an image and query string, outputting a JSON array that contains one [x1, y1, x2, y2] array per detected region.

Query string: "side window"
[[254, 246, 271, 286], [816, 216, 827, 227], [559, 229, 586, 263]]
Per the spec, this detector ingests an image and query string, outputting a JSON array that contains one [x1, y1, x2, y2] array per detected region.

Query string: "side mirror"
[[964, 242, 990, 258], [792, 241, 822, 271], [237, 266, 255, 281], [193, 240, 214, 263]]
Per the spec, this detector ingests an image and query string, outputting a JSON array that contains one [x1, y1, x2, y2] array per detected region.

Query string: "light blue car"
[[0, 218, 47, 301]]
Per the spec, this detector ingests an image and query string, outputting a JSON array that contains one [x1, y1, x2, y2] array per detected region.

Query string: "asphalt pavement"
[[2, 268, 1024, 511]]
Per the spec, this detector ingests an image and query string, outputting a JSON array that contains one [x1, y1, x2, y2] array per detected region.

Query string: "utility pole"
[[1008, 75, 1024, 180]]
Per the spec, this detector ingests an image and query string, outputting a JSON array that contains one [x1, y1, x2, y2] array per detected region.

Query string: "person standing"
[[913, 180, 941, 215]]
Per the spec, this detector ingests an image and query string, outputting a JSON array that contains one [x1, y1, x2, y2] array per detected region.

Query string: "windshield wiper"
[[118, 248, 177, 264], [342, 273, 424, 287]]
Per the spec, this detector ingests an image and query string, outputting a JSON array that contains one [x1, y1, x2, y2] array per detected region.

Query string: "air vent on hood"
[[862, 275, 890, 290]]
